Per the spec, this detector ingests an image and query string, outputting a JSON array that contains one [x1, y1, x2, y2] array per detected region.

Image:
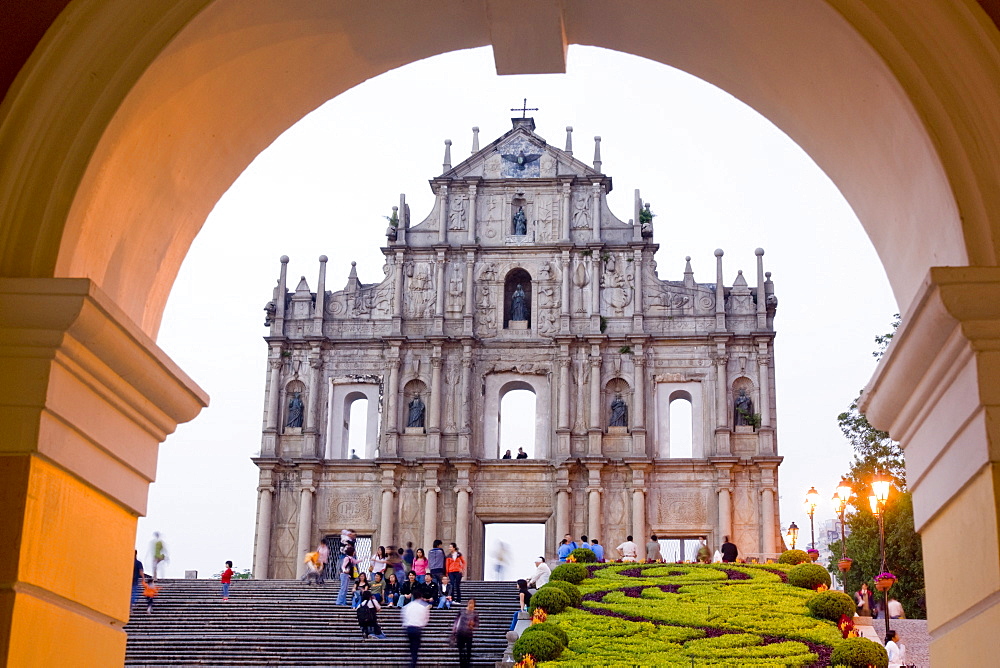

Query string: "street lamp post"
[[804, 486, 820, 553], [832, 478, 853, 591], [786, 522, 799, 550], [869, 473, 892, 639]]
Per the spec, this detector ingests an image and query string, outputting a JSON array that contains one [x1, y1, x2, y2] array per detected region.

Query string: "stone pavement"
[[855, 616, 930, 666]]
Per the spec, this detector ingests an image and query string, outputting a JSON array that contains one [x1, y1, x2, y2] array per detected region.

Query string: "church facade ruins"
[[251, 118, 782, 578]]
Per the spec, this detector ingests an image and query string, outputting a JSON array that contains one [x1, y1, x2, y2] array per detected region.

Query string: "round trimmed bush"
[[806, 590, 855, 622], [521, 621, 568, 648], [569, 547, 598, 563], [787, 562, 832, 590], [550, 563, 589, 585], [829, 637, 888, 668], [513, 629, 564, 662], [778, 549, 811, 565], [529, 586, 571, 614], [542, 579, 582, 607]]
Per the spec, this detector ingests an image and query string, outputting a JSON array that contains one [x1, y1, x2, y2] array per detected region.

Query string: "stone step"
[[126, 579, 519, 666]]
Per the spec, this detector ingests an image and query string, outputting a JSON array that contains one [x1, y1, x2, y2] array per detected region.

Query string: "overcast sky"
[[137, 45, 897, 578]]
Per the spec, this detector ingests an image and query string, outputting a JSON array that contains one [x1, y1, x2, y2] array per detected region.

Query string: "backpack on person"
[[356, 601, 376, 627]]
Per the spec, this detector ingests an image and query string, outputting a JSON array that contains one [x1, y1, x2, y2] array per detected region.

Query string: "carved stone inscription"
[[656, 490, 708, 527], [476, 491, 551, 511], [329, 493, 374, 523]]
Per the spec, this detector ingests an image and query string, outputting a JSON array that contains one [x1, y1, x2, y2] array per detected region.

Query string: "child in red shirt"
[[221, 560, 234, 601]]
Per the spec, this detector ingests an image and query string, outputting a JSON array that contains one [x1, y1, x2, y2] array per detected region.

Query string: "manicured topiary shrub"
[[569, 547, 598, 563], [542, 579, 582, 607], [806, 590, 855, 622], [521, 621, 569, 648], [787, 562, 832, 590], [529, 586, 571, 614], [513, 629, 564, 662], [829, 637, 888, 667], [550, 563, 589, 585], [778, 549, 811, 565]]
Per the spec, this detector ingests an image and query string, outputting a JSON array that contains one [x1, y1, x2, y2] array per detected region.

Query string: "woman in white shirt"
[[884, 630, 906, 667], [370, 545, 388, 576]]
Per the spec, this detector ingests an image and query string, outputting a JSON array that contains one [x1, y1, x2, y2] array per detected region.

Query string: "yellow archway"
[[2, 1, 1000, 664]]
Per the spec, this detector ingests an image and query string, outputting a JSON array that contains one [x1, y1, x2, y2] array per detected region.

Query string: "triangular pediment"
[[440, 121, 601, 181]]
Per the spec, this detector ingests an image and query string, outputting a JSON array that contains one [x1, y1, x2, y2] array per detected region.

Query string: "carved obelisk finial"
[[442, 139, 452, 172], [593, 136, 602, 172], [471, 127, 480, 153], [565, 126, 573, 155]]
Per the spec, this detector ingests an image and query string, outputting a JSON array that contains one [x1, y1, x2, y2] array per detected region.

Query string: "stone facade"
[[252, 118, 782, 579]]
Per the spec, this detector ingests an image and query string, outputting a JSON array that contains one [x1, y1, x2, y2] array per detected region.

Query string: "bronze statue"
[[287, 391, 304, 428], [513, 206, 527, 235], [407, 395, 425, 428], [510, 284, 528, 321], [610, 394, 628, 427], [734, 388, 754, 426]]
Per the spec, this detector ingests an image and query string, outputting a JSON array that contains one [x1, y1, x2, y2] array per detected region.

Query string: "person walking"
[[150, 532, 168, 581], [855, 582, 873, 617], [453, 599, 479, 668], [141, 575, 160, 614], [720, 536, 739, 563], [646, 534, 662, 562], [403, 542, 415, 574], [446, 543, 467, 603], [401, 597, 431, 668], [696, 536, 711, 563], [131, 550, 145, 609], [337, 544, 357, 606], [220, 560, 234, 601]]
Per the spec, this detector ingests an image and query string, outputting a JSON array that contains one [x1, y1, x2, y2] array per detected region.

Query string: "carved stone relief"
[[329, 494, 374, 524], [656, 490, 709, 527], [405, 262, 434, 317], [601, 252, 634, 316], [449, 195, 467, 230], [446, 264, 464, 315], [475, 285, 497, 337], [537, 284, 561, 336], [572, 192, 591, 228]]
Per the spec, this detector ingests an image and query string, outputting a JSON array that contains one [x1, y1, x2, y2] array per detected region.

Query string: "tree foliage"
[[829, 315, 925, 618]]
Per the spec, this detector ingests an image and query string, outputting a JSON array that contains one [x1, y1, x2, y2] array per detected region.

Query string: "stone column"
[[560, 249, 571, 316], [561, 182, 571, 241], [423, 486, 439, 552], [384, 355, 401, 455], [464, 252, 475, 315], [555, 488, 571, 540], [590, 253, 601, 315], [632, 489, 646, 559], [458, 345, 473, 455], [380, 488, 395, 548], [253, 485, 274, 579], [589, 355, 602, 430], [715, 353, 728, 429], [393, 251, 405, 318], [558, 356, 571, 430], [265, 356, 283, 430], [761, 488, 777, 554], [455, 486, 471, 553], [295, 485, 315, 579], [591, 182, 602, 240], [758, 351, 771, 428], [435, 251, 446, 317], [438, 185, 448, 243], [718, 487, 732, 541], [633, 248, 644, 329], [633, 351, 646, 428], [467, 184, 477, 243], [588, 488, 602, 543], [429, 353, 443, 431], [306, 353, 322, 454]]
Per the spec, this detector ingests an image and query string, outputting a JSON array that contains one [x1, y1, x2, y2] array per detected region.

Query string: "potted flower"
[[874, 571, 897, 591], [838, 557, 853, 572], [807, 549, 820, 562]]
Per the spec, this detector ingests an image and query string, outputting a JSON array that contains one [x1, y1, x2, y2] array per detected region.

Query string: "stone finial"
[[593, 136, 602, 172], [280, 255, 289, 264], [684, 256, 695, 288], [443, 139, 452, 172], [565, 126, 574, 154], [319, 255, 328, 263], [471, 127, 480, 153]]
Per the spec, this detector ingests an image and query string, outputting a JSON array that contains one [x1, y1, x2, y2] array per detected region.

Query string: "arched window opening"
[[503, 269, 532, 329], [669, 394, 693, 458], [345, 397, 368, 459], [499, 388, 536, 459]]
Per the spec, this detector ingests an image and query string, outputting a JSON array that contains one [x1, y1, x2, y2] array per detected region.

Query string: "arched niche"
[[483, 375, 550, 459], [282, 379, 306, 433], [731, 376, 757, 428], [604, 377, 632, 431], [400, 378, 428, 433], [667, 390, 694, 458], [327, 383, 380, 459], [503, 268, 532, 329]]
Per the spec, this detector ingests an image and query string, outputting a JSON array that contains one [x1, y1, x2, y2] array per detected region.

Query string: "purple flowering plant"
[[875, 571, 896, 581]]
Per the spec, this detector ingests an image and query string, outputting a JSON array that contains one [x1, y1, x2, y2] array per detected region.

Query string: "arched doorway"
[[3, 2, 1000, 664]]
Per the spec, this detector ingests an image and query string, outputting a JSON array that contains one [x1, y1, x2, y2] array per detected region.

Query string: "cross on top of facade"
[[510, 98, 538, 118]]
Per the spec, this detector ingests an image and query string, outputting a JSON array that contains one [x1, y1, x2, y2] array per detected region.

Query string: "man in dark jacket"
[[720, 536, 739, 563], [428, 540, 446, 585]]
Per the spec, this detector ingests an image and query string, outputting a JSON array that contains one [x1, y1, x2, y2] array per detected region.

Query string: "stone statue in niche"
[[573, 193, 591, 228], [449, 196, 466, 230], [286, 392, 304, 428], [512, 207, 527, 235], [407, 395, 426, 428], [609, 394, 628, 427], [733, 388, 754, 426], [510, 284, 528, 321]]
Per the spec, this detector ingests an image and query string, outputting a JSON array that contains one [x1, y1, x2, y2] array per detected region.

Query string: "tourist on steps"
[[428, 540, 446, 585], [383, 571, 401, 606], [509, 579, 531, 631], [452, 599, 479, 668], [356, 590, 386, 640], [616, 535, 638, 562], [370, 571, 386, 604], [412, 548, 429, 578], [220, 560, 234, 601], [350, 572, 370, 608], [438, 575, 455, 609], [446, 543, 467, 603], [370, 545, 388, 578], [526, 556, 551, 592], [336, 544, 357, 606], [401, 597, 431, 668], [400, 570, 420, 606], [421, 573, 440, 605]]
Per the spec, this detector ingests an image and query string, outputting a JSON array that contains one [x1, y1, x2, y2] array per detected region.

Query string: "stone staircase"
[[125, 578, 518, 667]]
